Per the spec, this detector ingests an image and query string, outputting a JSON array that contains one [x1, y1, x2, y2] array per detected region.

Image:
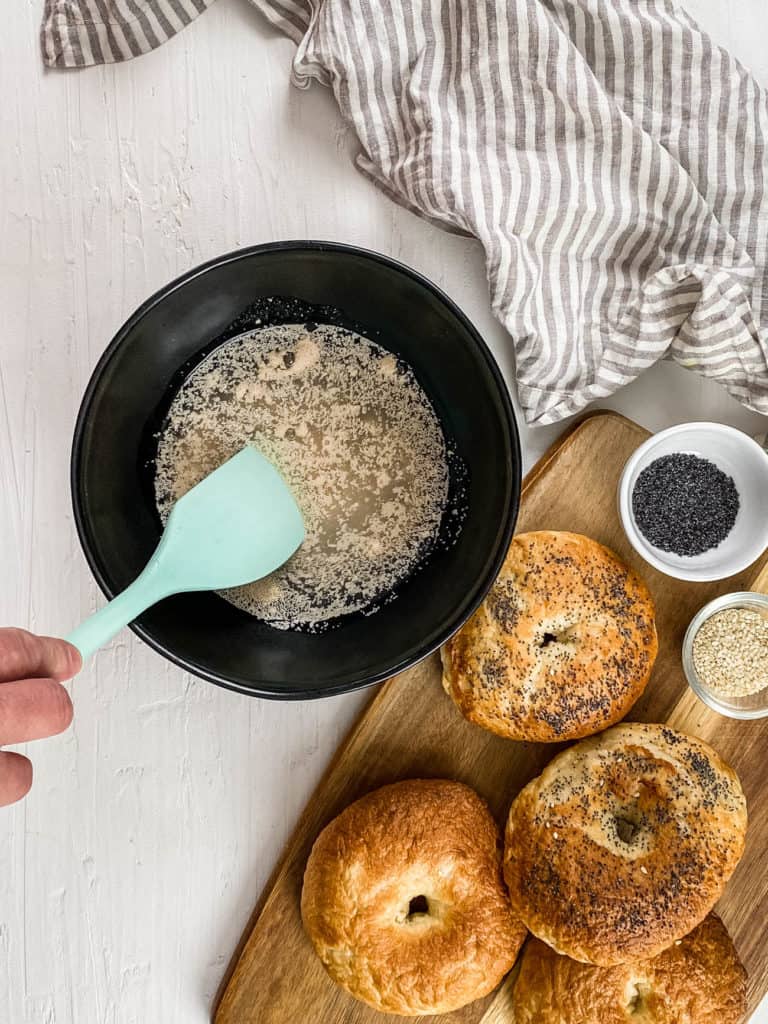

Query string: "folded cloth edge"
[[41, 0, 216, 68]]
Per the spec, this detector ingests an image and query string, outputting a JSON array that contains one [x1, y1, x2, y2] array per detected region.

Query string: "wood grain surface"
[[216, 412, 768, 1024]]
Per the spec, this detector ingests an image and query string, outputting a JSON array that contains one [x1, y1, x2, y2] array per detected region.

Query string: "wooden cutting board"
[[215, 411, 768, 1023]]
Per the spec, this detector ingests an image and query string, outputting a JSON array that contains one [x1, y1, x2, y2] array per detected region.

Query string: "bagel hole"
[[627, 980, 652, 1014], [538, 626, 577, 649], [407, 895, 429, 919], [615, 815, 640, 845]]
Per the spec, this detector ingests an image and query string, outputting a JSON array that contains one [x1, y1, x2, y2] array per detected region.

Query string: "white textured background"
[[1, 1, 767, 1021]]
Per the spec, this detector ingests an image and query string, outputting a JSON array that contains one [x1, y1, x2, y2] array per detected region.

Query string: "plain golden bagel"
[[301, 778, 526, 1015], [442, 531, 658, 741], [512, 914, 747, 1024], [504, 723, 747, 965]]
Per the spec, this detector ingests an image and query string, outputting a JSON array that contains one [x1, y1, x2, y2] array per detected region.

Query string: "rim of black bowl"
[[71, 240, 521, 698]]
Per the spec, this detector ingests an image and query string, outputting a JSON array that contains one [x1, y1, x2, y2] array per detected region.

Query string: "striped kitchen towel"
[[42, 1, 768, 426], [41, 1, 215, 65]]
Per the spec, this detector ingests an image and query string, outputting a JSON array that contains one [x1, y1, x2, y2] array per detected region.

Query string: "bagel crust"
[[504, 723, 747, 965], [442, 531, 658, 742], [301, 779, 526, 1015], [512, 914, 747, 1024]]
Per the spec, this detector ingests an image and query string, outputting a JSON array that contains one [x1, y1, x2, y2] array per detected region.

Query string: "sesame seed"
[[693, 607, 768, 698], [640, 865, 648, 874]]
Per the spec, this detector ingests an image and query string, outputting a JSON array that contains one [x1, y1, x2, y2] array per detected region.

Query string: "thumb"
[[0, 629, 82, 684]]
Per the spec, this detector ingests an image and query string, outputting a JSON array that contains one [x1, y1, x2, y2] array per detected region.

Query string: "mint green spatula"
[[67, 446, 304, 660]]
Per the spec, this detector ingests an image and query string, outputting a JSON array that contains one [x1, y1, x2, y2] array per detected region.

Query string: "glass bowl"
[[682, 591, 768, 719]]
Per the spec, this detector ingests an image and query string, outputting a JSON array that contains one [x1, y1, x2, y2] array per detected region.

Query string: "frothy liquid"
[[154, 324, 449, 630]]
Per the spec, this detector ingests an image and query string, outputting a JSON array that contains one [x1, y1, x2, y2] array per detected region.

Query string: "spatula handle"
[[66, 570, 166, 660]]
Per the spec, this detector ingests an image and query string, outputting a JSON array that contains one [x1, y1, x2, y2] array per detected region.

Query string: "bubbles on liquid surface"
[[154, 323, 450, 630]]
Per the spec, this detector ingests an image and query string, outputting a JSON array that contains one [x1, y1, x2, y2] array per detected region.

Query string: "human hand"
[[0, 629, 81, 806]]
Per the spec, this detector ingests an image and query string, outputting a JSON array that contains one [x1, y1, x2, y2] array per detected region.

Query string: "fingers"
[[0, 678, 74, 744], [0, 628, 81, 684], [0, 751, 33, 806], [0, 631, 79, 808]]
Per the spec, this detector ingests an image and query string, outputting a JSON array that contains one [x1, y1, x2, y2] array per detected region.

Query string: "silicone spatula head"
[[158, 445, 304, 592], [66, 446, 304, 659]]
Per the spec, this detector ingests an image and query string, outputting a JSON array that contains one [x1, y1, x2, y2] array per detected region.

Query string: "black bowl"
[[72, 241, 521, 698]]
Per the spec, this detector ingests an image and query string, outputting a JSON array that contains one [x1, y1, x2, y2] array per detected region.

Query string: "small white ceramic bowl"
[[618, 422, 768, 582]]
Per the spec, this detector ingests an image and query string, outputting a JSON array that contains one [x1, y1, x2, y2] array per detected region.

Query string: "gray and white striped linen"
[[42, 1, 768, 426], [41, 0, 215, 67]]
